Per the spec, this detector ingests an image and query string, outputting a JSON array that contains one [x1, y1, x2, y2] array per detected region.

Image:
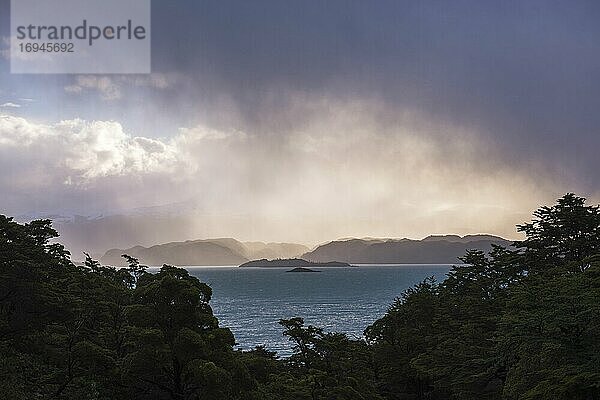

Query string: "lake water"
[[184, 265, 452, 356]]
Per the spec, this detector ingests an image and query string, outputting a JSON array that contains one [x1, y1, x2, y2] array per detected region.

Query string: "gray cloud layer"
[[0, 102, 562, 251], [149, 1, 600, 187], [1, 1, 599, 251]]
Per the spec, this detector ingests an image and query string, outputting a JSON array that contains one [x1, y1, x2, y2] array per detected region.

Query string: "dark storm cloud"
[[151, 0, 600, 188], [1, 0, 599, 250]]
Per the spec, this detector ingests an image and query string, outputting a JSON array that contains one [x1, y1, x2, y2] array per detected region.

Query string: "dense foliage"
[[365, 194, 600, 400], [1, 193, 599, 399]]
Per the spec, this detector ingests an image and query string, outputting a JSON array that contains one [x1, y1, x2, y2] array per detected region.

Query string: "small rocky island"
[[286, 267, 320, 273], [238, 258, 352, 268]]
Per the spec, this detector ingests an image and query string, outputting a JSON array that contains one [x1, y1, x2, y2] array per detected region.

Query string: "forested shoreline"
[[1, 193, 599, 399]]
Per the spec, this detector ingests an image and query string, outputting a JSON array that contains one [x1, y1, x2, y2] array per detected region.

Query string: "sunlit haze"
[[1, 1, 599, 255]]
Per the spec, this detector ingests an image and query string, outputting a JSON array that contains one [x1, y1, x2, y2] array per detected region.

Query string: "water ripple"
[[187, 265, 450, 357]]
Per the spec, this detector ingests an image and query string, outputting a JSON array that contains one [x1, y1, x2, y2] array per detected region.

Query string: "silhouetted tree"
[[1, 193, 599, 399]]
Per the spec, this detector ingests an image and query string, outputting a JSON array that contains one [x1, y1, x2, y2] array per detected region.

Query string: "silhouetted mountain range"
[[100, 234, 511, 266], [100, 239, 309, 266], [303, 235, 511, 264]]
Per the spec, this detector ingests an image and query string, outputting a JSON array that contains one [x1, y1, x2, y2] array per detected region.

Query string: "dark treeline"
[[1, 193, 599, 399]]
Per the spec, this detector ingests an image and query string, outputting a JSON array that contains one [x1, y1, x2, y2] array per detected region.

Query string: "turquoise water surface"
[[184, 265, 452, 356]]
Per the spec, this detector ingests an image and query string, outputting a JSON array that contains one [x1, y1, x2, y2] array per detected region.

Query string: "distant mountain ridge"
[[100, 239, 309, 266], [100, 234, 511, 266], [303, 235, 511, 264]]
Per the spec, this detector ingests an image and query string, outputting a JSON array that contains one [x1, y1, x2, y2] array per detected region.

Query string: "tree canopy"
[[1, 193, 599, 399]]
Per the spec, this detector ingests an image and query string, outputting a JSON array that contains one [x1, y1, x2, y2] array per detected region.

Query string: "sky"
[[1, 0, 599, 253]]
